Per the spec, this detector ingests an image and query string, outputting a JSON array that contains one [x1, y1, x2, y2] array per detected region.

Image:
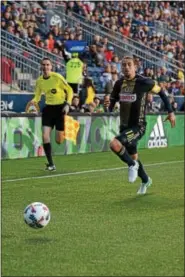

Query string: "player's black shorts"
[[42, 104, 65, 131], [116, 125, 146, 155]]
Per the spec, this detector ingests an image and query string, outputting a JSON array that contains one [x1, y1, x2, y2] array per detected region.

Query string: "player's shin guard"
[[43, 143, 54, 166], [116, 146, 135, 166], [138, 160, 148, 183]]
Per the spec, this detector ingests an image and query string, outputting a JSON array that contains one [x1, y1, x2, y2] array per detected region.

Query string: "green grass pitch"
[[2, 146, 184, 276]]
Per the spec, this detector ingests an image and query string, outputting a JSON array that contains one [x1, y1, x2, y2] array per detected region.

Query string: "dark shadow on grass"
[[112, 193, 184, 211], [25, 237, 58, 245]]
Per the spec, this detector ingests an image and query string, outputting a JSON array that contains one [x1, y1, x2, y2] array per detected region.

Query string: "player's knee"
[[110, 138, 123, 153], [42, 134, 50, 144]]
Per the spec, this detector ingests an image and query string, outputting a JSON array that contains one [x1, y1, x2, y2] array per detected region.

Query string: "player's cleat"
[[137, 177, 152, 195], [45, 164, 56, 171], [128, 161, 139, 183]]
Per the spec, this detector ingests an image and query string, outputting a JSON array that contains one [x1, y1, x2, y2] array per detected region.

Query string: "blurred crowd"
[[63, 1, 184, 67], [1, 1, 184, 113]]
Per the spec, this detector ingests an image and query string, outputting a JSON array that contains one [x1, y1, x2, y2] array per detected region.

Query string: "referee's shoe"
[[45, 164, 56, 171]]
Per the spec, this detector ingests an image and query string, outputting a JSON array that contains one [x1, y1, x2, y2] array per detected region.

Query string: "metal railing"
[[53, 7, 184, 71], [1, 29, 65, 68], [153, 20, 184, 41], [1, 29, 65, 92], [1, 43, 41, 92], [53, 2, 184, 41], [50, 8, 183, 78]]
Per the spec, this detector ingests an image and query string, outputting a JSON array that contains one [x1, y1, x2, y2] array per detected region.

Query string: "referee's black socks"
[[43, 143, 54, 166]]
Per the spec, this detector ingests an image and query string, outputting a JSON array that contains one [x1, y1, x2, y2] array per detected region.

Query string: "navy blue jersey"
[[110, 74, 160, 128]]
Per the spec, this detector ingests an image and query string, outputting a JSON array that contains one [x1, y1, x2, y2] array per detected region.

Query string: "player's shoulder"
[[136, 74, 155, 86]]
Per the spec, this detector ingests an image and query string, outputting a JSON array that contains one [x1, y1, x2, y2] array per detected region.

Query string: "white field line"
[[2, 160, 184, 183]]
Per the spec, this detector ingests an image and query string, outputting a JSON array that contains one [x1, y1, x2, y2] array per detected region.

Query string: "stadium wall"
[[1, 114, 184, 160], [1, 93, 184, 112]]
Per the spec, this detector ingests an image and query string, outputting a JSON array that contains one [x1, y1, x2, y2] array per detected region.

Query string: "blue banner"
[[1, 93, 45, 113], [64, 40, 87, 53]]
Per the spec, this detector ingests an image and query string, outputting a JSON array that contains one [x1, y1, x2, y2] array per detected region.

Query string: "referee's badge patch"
[[51, 88, 57, 94]]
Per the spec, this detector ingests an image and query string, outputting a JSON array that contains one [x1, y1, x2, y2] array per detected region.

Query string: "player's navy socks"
[[116, 146, 135, 167], [43, 143, 54, 166], [138, 160, 148, 183]]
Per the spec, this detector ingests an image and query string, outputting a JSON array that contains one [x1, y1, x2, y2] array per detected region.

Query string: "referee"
[[29, 57, 73, 171]]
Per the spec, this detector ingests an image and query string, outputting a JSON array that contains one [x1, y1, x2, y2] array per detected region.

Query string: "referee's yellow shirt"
[[32, 72, 73, 105]]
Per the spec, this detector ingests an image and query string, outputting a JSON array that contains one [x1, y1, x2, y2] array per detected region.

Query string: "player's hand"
[[164, 112, 176, 128], [62, 103, 70, 114]]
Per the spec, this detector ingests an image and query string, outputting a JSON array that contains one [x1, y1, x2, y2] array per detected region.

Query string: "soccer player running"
[[29, 57, 73, 171], [109, 56, 176, 194]]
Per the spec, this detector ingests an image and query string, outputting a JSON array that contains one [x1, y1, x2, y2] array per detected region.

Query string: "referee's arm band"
[[158, 90, 173, 113]]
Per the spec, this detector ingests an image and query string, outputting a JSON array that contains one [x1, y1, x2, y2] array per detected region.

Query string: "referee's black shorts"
[[116, 125, 146, 155], [42, 104, 66, 131]]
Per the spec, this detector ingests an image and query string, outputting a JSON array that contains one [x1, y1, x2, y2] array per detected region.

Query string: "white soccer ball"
[[24, 202, 50, 229]]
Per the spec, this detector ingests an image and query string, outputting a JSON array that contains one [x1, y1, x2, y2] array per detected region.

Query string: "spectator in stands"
[[92, 34, 101, 46], [100, 64, 112, 89], [80, 102, 96, 114], [32, 33, 41, 46], [104, 45, 114, 63], [83, 77, 96, 104], [111, 55, 121, 73], [95, 43, 106, 67], [46, 33, 55, 51], [35, 7, 44, 21], [1, 56, 15, 84], [93, 97, 104, 113], [146, 93, 160, 113], [70, 96, 81, 112], [51, 25, 62, 41], [159, 66, 171, 82], [27, 26, 35, 42], [1, 18, 6, 30], [3, 11, 12, 25], [103, 94, 110, 112], [168, 82, 181, 95], [160, 95, 178, 112], [111, 64, 118, 74], [178, 68, 184, 82], [36, 15, 48, 37], [88, 44, 97, 65], [104, 72, 118, 94]]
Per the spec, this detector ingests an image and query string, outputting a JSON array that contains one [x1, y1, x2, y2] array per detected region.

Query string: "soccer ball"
[[24, 202, 50, 229]]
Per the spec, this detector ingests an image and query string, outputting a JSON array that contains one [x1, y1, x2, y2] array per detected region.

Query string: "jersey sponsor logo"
[[120, 93, 137, 102], [51, 89, 57, 94], [148, 116, 167, 148]]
